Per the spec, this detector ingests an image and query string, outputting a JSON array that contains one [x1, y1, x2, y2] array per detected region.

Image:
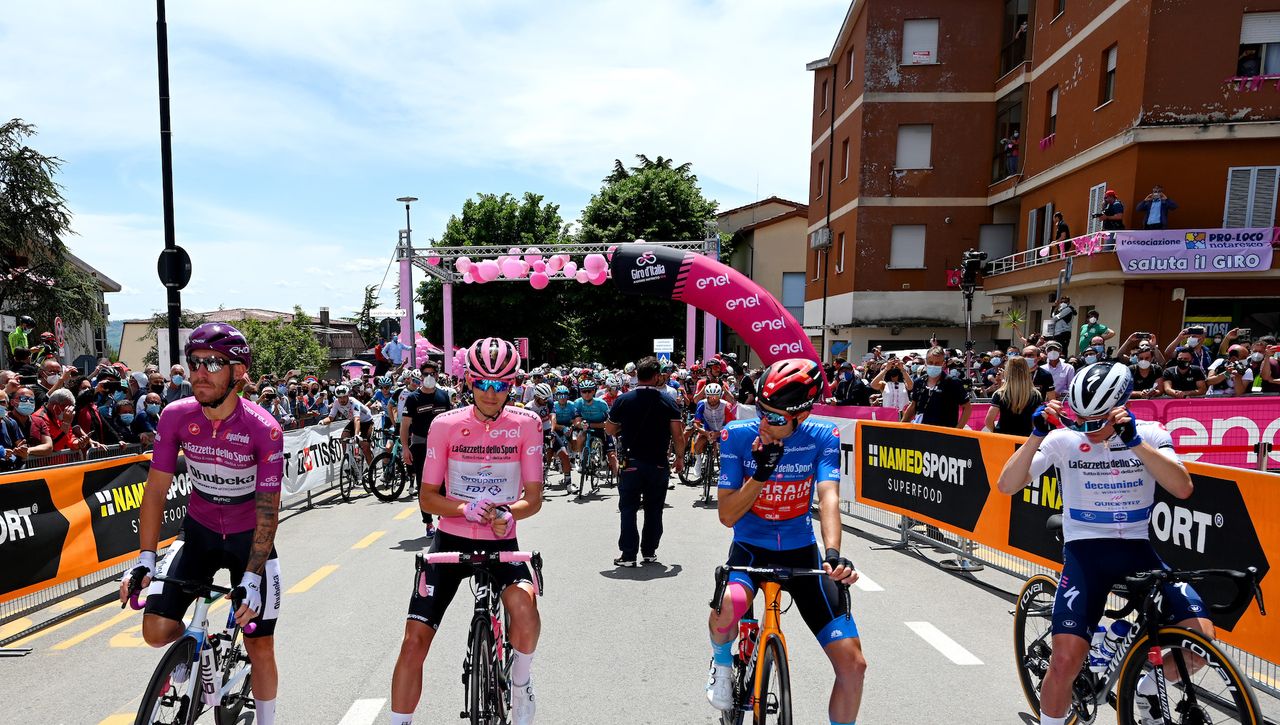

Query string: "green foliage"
[[141, 309, 210, 367], [239, 307, 329, 378], [355, 284, 378, 346]]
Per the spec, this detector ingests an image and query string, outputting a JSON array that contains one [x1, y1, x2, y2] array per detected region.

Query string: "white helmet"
[[335, 385, 350, 396], [1067, 362, 1132, 418], [704, 383, 723, 397], [624, 362, 636, 374], [534, 383, 553, 399]]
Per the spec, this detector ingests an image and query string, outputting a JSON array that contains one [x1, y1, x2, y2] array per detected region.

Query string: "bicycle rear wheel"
[[1116, 626, 1263, 725], [369, 451, 407, 502], [1012, 574, 1078, 725], [135, 636, 200, 725], [754, 634, 791, 724]]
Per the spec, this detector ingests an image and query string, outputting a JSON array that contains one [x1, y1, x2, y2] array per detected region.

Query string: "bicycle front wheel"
[[369, 452, 407, 502], [755, 634, 791, 724], [215, 631, 253, 725], [1116, 626, 1263, 725], [467, 618, 499, 725], [135, 636, 200, 725], [339, 452, 358, 502], [1012, 574, 1077, 725]]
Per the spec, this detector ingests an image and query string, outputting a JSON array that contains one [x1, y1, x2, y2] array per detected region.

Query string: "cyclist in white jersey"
[[997, 362, 1210, 725], [322, 384, 375, 465]]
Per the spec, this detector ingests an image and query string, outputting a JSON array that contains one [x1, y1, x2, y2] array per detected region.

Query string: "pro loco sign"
[[1114, 227, 1277, 274]]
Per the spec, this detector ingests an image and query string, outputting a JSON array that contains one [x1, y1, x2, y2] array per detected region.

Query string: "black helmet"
[[18, 315, 35, 327]]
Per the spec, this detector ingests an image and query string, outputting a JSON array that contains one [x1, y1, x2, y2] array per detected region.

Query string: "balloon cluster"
[[455, 249, 610, 287]]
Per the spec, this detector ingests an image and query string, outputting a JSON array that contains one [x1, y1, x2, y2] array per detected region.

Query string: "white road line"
[[853, 572, 883, 592], [338, 698, 386, 725], [905, 621, 983, 665]]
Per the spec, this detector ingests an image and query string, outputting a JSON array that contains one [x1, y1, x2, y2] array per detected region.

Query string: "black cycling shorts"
[[145, 519, 281, 639], [407, 530, 532, 630], [720, 541, 857, 647], [342, 418, 370, 438]]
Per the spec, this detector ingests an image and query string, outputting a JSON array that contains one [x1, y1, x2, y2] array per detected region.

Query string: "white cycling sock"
[[254, 698, 275, 725], [511, 648, 534, 686], [1039, 715, 1067, 725], [390, 712, 414, 725], [1136, 671, 1159, 696]]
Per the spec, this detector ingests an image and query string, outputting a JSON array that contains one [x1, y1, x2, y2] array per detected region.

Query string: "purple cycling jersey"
[[151, 397, 285, 534]]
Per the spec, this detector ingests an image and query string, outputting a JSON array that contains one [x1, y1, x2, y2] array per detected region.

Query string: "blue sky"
[[4, 1, 846, 321]]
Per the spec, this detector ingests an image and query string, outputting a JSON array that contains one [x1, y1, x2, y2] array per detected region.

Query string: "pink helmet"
[[185, 322, 252, 369], [466, 337, 520, 381]]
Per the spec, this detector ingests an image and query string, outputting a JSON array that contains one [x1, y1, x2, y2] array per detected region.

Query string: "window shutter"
[[1043, 202, 1055, 245], [1028, 207, 1040, 250], [1241, 12, 1280, 44], [1224, 167, 1254, 228], [1249, 167, 1278, 227], [1087, 183, 1106, 234], [902, 19, 939, 64], [895, 125, 933, 169], [889, 225, 926, 268]]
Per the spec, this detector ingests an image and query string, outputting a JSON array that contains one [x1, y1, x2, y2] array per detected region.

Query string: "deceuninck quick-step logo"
[[865, 443, 972, 486]]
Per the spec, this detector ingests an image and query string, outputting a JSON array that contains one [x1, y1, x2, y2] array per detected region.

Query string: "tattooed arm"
[[246, 489, 281, 574]]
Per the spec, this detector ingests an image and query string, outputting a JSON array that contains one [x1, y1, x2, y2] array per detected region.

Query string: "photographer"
[[1164, 327, 1214, 371], [1161, 347, 1208, 398], [1205, 345, 1252, 397], [1091, 189, 1125, 231], [1129, 344, 1164, 398], [1116, 331, 1164, 366], [871, 356, 912, 413], [1049, 296, 1075, 351], [1136, 185, 1178, 230]]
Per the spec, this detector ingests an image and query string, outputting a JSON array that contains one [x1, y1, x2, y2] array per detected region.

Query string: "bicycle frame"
[[749, 581, 790, 720]]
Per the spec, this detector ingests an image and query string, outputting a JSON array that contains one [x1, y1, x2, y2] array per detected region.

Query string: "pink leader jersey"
[[422, 405, 544, 541], [151, 396, 285, 534]]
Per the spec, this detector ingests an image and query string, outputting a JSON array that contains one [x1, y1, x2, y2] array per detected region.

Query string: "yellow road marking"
[[10, 605, 109, 647], [52, 596, 85, 612], [353, 531, 387, 549], [2, 596, 91, 643], [394, 506, 418, 520], [0, 617, 33, 639], [52, 608, 136, 651], [287, 564, 339, 594], [1249, 669, 1279, 688], [109, 624, 147, 648], [98, 715, 135, 725]]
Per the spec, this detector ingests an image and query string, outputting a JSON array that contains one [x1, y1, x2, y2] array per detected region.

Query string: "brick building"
[[806, 0, 1280, 361]]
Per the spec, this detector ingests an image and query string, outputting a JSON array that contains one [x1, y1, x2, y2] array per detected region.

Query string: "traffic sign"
[[156, 246, 192, 290], [657, 351, 672, 363], [378, 317, 401, 340], [370, 308, 408, 318], [653, 338, 674, 353]]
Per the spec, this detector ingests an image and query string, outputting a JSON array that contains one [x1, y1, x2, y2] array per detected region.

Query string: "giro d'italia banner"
[[609, 244, 822, 367], [844, 420, 1279, 663], [1113, 227, 1276, 274]]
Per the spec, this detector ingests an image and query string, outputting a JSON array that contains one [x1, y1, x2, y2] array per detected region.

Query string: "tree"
[[355, 284, 378, 346], [239, 307, 329, 378], [0, 119, 106, 333], [140, 309, 209, 367]]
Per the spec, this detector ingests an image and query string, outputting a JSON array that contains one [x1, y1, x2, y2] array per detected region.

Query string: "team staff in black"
[[400, 367, 454, 538], [605, 356, 685, 567]]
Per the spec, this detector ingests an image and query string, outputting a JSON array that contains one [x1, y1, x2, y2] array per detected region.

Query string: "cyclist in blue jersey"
[[997, 362, 1209, 725], [705, 358, 864, 725], [572, 381, 618, 478], [549, 386, 577, 487]]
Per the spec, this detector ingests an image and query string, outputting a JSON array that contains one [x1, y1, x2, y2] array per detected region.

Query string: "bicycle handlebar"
[[419, 550, 545, 597], [1125, 566, 1266, 617], [711, 565, 851, 618], [125, 571, 257, 634]]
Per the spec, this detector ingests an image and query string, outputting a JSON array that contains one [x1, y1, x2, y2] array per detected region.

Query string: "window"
[[816, 159, 825, 198], [1054, 0, 1065, 18], [895, 124, 932, 169], [979, 224, 1015, 259], [1027, 207, 1040, 250], [811, 249, 825, 281], [1100, 45, 1117, 105], [1000, 0, 1031, 74], [841, 138, 850, 181], [902, 19, 939, 65], [820, 79, 829, 113], [1087, 182, 1107, 234], [782, 273, 806, 321], [992, 89, 1024, 181], [1223, 166, 1279, 227], [1046, 86, 1059, 136], [889, 225, 926, 268], [1239, 12, 1280, 75], [835, 232, 846, 274], [845, 47, 856, 85]]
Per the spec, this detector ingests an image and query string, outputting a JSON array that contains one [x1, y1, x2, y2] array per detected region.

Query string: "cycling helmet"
[[40, 331, 55, 342], [605, 376, 619, 388], [534, 383, 553, 399], [703, 383, 723, 397], [400, 369, 422, 385], [17, 315, 35, 327], [758, 358, 823, 414], [623, 362, 636, 374], [466, 337, 520, 381], [579, 380, 598, 392], [707, 358, 723, 368], [554, 385, 570, 396], [376, 374, 393, 387], [185, 322, 252, 369], [1067, 362, 1132, 418], [335, 385, 351, 396]]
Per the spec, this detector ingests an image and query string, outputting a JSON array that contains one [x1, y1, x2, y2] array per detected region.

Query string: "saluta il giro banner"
[[1113, 227, 1276, 274]]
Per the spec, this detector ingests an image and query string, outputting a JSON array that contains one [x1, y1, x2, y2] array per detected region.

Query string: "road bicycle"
[[368, 427, 410, 502], [416, 549, 545, 725], [574, 427, 615, 498], [1013, 519, 1268, 724], [678, 429, 720, 503], [710, 565, 851, 725], [338, 431, 373, 502], [125, 574, 257, 725]]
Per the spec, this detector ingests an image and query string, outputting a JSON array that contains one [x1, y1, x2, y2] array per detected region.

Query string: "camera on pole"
[[961, 249, 988, 290]]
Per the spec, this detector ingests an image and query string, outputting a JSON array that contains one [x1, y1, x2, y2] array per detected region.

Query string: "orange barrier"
[[0, 453, 187, 605], [852, 421, 1278, 663]]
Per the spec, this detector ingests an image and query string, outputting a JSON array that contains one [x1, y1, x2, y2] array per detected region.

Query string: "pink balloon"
[[426, 256, 440, 266], [590, 270, 608, 286], [563, 261, 578, 276], [462, 270, 475, 284], [529, 272, 550, 290], [508, 247, 521, 256], [524, 247, 542, 264], [531, 260, 547, 273], [545, 256, 563, 273], [583, 254, 606, 275], [456, 257, 472, 273], [574, 269, 589, 283], [478, 260, 501, 282], [501, 258, 525, 279]]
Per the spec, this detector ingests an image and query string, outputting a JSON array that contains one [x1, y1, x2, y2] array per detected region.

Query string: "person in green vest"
[[1077, 310, 1115, 356], [7, 316, 35, 356]]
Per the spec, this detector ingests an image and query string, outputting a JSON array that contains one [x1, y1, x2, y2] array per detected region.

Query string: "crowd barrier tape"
[[835, 419, 1279, 664], [0, 421, 354, 605]]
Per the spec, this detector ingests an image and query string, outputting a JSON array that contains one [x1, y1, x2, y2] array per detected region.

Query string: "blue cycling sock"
[[710, 636, 733, 666], [830, 720, 855, 725]]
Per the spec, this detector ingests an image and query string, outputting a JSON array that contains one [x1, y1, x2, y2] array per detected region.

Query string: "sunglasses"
[[756, 407, 796, 427], [187, 355, 230, 373], [1063, 415, 1110, 433], [556, 394, 569, 399], [473, 379, 511, 393]]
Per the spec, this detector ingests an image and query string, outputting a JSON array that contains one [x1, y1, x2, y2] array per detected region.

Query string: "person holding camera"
[[1136, 185, 1178, 230], [1164, 327, 1214, 371], [1205, 345, 1252, 397], [1129, 344, 1164, 398], [1092, 189, 1125, 231], [870, 356, 912, 413], [1116, 331, 1164, 366]]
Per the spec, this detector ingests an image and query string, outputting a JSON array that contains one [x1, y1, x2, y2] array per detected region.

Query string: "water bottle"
[[1102, 620, 1132, 665], [738, 619, 759, 663], [1087, 625, 1109, 673]]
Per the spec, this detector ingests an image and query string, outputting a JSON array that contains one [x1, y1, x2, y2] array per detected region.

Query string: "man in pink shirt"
[[389, 337, 545, 725]]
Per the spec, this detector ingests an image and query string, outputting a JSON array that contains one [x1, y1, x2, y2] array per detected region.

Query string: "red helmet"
[[758, 358, 823, 414], [466, 337, 520, 381]]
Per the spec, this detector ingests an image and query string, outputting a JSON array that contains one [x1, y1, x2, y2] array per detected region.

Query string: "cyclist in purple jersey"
[[118, 323, 284, 725]]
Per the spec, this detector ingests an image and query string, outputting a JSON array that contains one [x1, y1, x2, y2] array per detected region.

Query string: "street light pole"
[[397, 196, 418, 368], [156, 0, 181, 366]]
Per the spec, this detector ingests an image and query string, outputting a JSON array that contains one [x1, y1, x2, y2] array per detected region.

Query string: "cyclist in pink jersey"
[[390, 337, 545, 725], [118, 323, 284, 725]]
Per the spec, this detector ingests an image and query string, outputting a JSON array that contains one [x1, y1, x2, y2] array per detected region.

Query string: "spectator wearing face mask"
[[1128, 344, 1163, 398], [134, 392, 163, 445], [33, 358, 74, 409], [92, 367, 124, 420], [0, 390, 29, 470], [10, 386, 39, 440], [1161, 348, 1207, 398], [1019, 345, 1058, 401], [870, 356, 913, 412], [831, 361, 873, 406], [902, 347, 971, 428], [74, 380, 119, 446], [108, 397, 143, 445], [1080, 336, 1111, 366], [27, 388, 91, 456], [1205, 344, 1253, 397], [164, 364, 193, 403], [1246, 335, 1280, 393], [1077, 311, 1115, 356], [979, 351, 1006, 396], [259, 387, 295, 428], [1164, 327, 1214, 371], [1041, 341, 1075, 397]]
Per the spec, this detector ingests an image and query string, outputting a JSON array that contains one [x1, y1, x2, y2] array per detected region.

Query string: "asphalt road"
[[2, 473, 1094, 724]]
